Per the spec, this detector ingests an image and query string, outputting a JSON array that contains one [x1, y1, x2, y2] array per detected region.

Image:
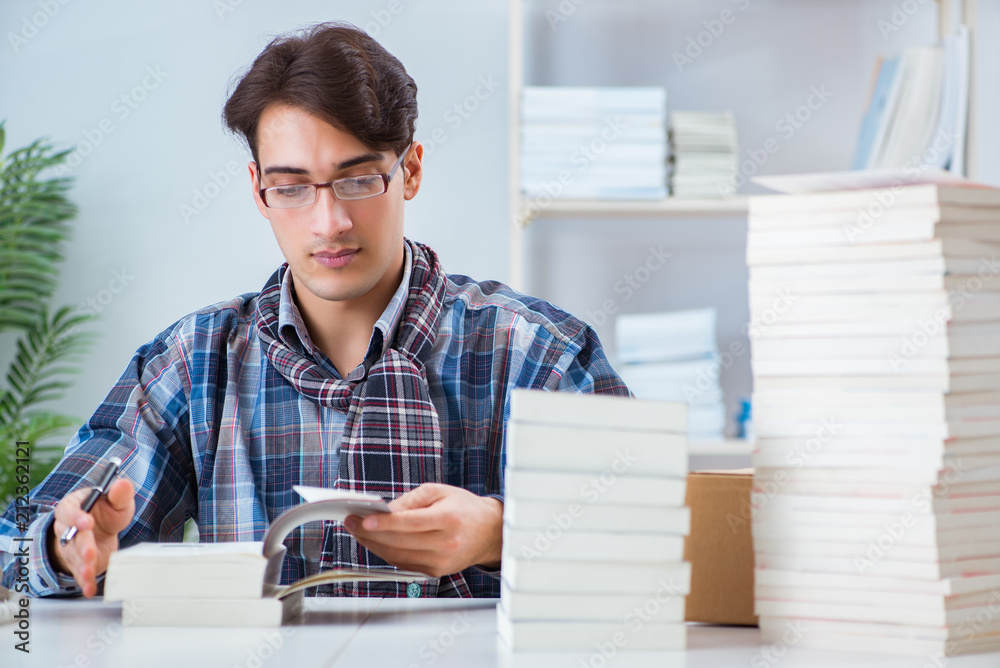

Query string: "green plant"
[[0, 122, 93, 506]]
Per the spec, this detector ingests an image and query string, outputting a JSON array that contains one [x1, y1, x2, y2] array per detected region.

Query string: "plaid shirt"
[[1, 245, 628, 597]]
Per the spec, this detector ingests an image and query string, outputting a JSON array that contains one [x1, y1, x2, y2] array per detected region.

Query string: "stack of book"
[[520, 86, 668, 200], [616, 308, 727, 442], [747, 181, 1000, 656], [668, 110, 738, 199], [498, 390, 691, 652]]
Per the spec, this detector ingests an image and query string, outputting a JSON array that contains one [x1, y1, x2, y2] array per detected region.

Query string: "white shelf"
[[517, 196, 749, 225]]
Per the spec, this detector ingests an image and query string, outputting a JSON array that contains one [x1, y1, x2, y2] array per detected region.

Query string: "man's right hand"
[[48, 479, 136, 598]]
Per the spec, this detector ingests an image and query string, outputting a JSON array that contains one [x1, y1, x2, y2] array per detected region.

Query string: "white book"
[[754, 555, 1000, 584], [121, 596, 301, 627], [752, 492, 1000, 516], [505, 423, 687, 475], [755, 584, 1000, 612], [754, 569, 1000, 596], [750, 333, 1000, 360], [751, 450, 993, 471], [510, 388, 687, 432], [749, 358, 1000, 379], [759, 617, 1000, 657], [752, 507, 1000, 532], [752, 400, 1000, 424], [499, 580, 684, 622], [503, 525, 685, 563], [751, 389, 1000, 410], [747, 237, 1000, 266], [754, 538, 1000, 562], [502, 557, 691, 595], [747, 221, 1000, 250], [749, 318, 1000, 339], [748, 255, 995, 279], [754, 464, 1000, 487], [752, 373, 1000, 393], [755, 598, 990, 628], [497, 613, 686, 651], [504, 469, 686, 506], [748, 184, 1000, 216], [749, 204, 1000, 231], [750, 273, 1000, 298], [504, 498, 690, 535]]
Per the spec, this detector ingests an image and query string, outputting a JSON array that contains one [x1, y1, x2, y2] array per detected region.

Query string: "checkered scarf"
[[255, 239, 470, 598]]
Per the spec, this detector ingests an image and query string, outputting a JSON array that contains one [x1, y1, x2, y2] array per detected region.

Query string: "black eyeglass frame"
[[257, 145, 411, 208]]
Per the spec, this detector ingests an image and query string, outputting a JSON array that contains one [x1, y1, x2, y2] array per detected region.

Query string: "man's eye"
[[337, 176, 380, 196], [274, 185, 309, 197]]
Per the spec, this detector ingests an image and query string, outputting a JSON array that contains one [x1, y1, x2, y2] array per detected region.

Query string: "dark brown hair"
[[223, 22, 417, 164]]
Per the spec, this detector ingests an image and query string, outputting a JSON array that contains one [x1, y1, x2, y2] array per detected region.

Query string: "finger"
[[388, 483, 447, 512], [359, 507, 442, 533], [348, 526, 445, 552], [53, 487, 92, 529], [71, 527, 99, 598]]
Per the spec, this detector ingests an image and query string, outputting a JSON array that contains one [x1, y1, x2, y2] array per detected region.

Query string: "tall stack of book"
[[498, 390, 691, 652], [668, 110, 738, 199], [615, 308, 727, 442], [520, 86, 667, 200], [747, 181, 1000, 656]]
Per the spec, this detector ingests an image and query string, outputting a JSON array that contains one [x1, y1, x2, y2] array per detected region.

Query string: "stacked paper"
[[616, 308, 727, 441], [521, 87, 667, 200], [499, 390, 691, 652], [747, 182, 1000, 656], [669, 110, 738, 198]]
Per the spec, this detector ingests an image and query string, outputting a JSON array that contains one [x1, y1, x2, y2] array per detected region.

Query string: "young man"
[[0, 23, 628, 599]]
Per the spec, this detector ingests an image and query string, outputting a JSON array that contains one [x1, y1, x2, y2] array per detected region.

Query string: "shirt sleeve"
[[0, 332, 197, 597], [551, 323, 632, 397]]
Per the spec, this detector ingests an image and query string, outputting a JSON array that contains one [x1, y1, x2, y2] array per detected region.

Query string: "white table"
[[3, 598, 998, 668]]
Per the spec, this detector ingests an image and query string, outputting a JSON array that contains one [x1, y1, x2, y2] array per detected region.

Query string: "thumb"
[[90, 478, 136, 536]]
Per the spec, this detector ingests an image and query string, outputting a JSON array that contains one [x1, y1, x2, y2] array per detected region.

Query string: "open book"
[[103, 486, 430, 626]]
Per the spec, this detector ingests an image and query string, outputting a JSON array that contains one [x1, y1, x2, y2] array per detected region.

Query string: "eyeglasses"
[[258, 148, 409, 209]]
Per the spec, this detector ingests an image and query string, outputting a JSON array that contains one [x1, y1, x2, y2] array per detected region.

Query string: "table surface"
[[3, 597, 999, 668]]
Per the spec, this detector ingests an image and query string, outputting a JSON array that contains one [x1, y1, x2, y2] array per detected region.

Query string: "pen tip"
[[109, 456, 122, 467]]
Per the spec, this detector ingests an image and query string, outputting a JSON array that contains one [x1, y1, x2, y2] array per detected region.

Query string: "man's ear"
[[403, 142, 423, 201], [249, 161, 269, 219]]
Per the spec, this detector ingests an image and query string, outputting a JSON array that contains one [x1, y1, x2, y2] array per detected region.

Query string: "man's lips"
[[313, 249, 358, 269]]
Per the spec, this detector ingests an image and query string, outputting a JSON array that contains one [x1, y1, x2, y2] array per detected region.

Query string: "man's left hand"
[[344, 483, 503, 578]]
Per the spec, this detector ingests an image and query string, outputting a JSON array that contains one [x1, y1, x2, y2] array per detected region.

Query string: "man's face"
[[250, 104, 421, 307]]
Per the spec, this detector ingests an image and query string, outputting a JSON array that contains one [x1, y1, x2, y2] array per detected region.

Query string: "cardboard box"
[[683, 468, 757, 626]]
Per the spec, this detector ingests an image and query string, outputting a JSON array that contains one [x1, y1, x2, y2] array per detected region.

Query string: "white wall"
[[0, 0, 997, 443]]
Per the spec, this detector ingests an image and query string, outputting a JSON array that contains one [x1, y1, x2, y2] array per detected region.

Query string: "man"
[[0, 22, 628, 599]]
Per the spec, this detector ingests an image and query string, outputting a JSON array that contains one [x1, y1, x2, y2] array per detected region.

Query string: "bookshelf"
[[507, 0, 979, 457]]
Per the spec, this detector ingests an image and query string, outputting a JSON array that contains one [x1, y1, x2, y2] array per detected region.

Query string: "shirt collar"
[[277, 243, 413, 373]]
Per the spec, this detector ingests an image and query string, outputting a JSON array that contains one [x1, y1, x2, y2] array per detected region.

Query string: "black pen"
[[59, 457, 122, 546]]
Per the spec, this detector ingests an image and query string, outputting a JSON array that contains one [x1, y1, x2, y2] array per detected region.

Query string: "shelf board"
[[517, 197, 749, 223]]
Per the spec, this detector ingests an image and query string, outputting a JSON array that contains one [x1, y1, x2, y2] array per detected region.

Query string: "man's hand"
[[344, 483, 503, 578], [48, 479, 136, 598]]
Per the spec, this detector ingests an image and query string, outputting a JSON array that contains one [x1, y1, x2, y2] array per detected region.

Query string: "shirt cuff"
[[27, 513, 82, 597], [472, 493, 504, 578]]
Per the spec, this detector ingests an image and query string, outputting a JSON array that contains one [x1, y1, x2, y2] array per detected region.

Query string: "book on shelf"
[[103, 486, 429, 626]]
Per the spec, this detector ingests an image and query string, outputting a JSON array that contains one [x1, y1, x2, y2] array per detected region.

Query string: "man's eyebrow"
[[261, 152, 386, 177]]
